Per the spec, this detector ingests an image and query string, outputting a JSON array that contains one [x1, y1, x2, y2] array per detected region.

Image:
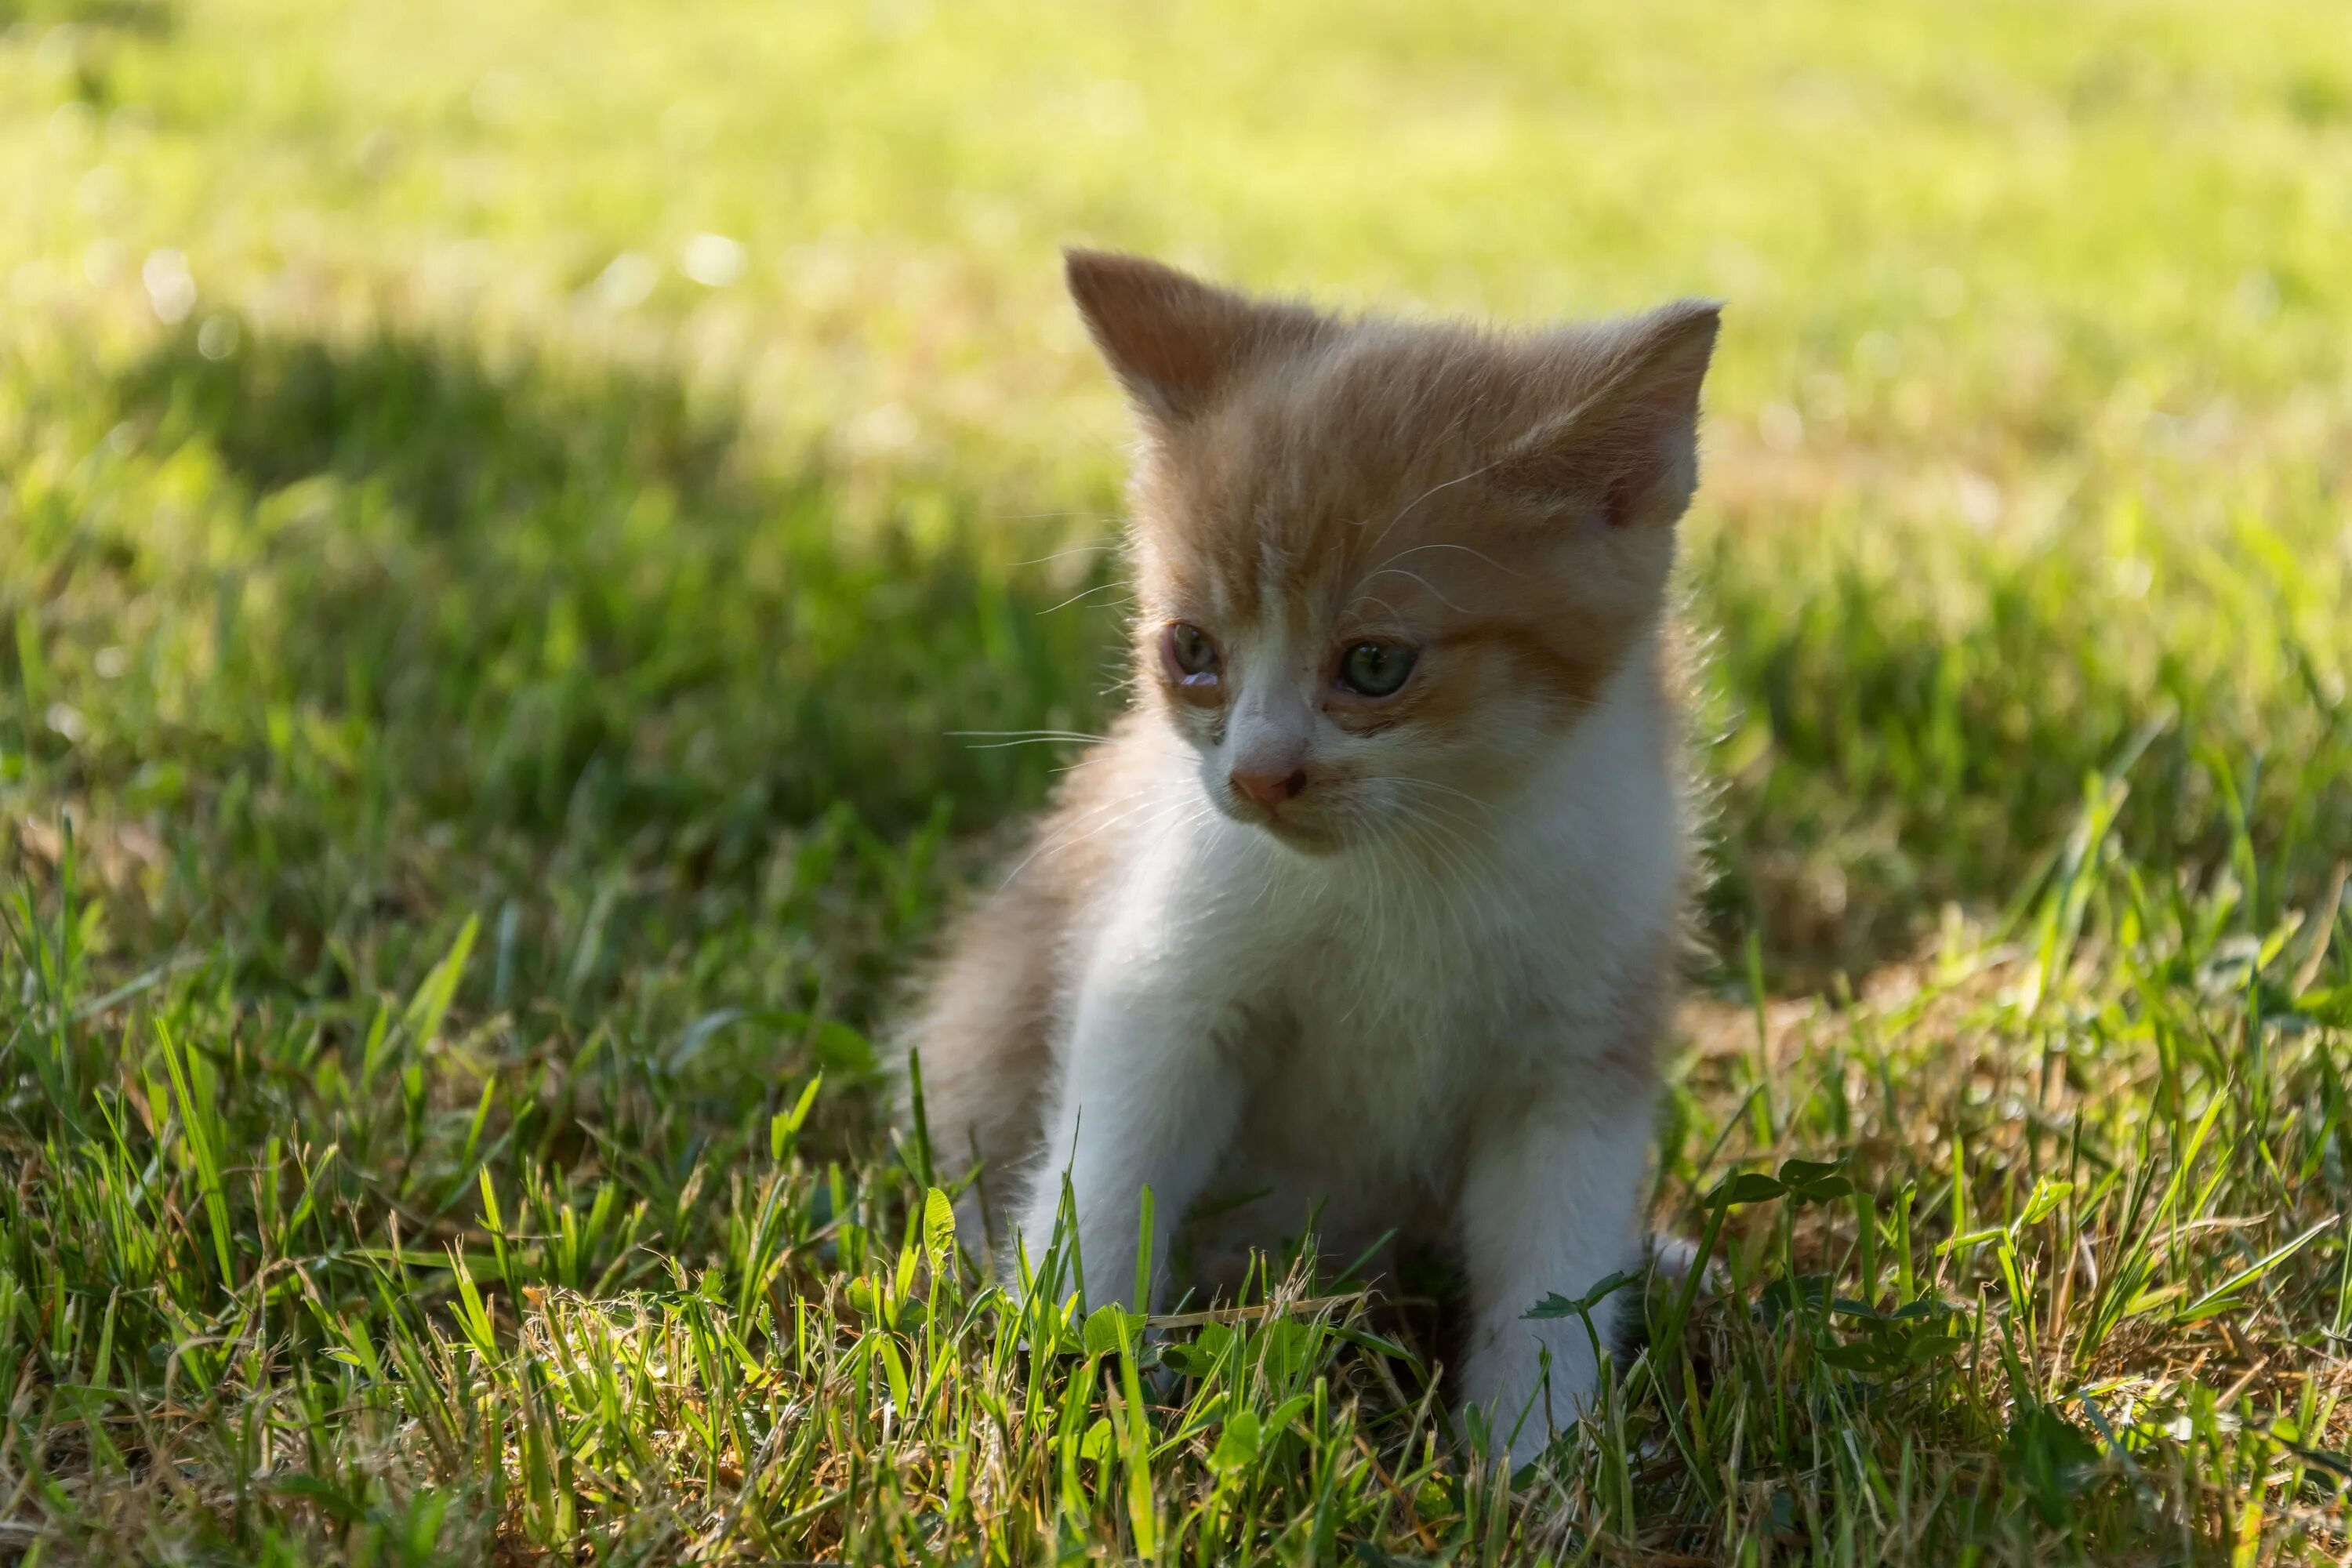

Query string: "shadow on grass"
[[1690, 514, 2352, 986], [117, 327, 735, 532], [11, 321, 1120, 1012], [107, 320, 1120, 844]]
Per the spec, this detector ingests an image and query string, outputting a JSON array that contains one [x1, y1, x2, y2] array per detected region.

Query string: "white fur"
[[1008, 625, 1679, 1465]]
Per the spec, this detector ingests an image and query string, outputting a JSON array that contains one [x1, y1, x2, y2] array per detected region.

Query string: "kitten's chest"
[[1246, 864, 1554, 1131], [1230, 822, 1649, 1126], [1206, 907, 1542, 1244]]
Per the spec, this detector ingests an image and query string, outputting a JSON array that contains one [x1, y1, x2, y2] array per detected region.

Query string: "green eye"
[[1337, 641, 1417, 698], [1163, 621, 1221, 684]]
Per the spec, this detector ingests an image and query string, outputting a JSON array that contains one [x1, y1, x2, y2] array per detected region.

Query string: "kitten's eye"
[[1162, 622, 1222, 686], [1337, 640, 1418, 699]]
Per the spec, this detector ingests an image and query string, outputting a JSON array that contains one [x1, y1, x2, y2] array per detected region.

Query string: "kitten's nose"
[[1229, 766, 1308, 811]]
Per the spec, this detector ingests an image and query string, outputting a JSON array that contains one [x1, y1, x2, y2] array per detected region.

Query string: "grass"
[[2, 0, 2350, 1560]]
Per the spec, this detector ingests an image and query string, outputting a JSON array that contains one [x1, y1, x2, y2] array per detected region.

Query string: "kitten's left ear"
[[1065, 249, 1333, 426], [1498, 299, 1723, 529]]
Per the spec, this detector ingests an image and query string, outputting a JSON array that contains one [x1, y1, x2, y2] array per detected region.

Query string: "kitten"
[[900, 250, 1717, 1462]]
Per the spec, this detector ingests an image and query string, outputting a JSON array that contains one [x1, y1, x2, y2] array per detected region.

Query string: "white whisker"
[[1359, 452, 1508, 563], [1038, 581, 1137, 615], [1352, 566, 1466, 614]]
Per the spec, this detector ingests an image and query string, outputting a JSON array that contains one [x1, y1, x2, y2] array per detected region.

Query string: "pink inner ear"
[[1496, 301, 1720, 528], [1602, 466, 1650, 530]]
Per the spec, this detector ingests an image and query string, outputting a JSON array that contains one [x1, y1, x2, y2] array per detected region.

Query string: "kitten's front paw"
[[1646, 1229, 1725, 1297], [1455, 1330, 1599, 1469], [1004, 1202, 1146, 1314]]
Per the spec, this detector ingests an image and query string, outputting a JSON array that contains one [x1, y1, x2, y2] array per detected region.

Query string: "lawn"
[[3, 0, 2350, 1561]]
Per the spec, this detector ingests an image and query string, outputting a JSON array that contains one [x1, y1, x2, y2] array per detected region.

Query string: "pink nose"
[[1230, 767, 1308, 811]]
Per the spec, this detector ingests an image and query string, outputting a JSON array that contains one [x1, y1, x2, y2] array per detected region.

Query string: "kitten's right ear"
[[1496, 298, 1723, 531], [1065, 249, 1330, 426]]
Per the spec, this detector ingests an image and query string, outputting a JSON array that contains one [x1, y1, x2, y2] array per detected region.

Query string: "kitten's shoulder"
[[1018, 710, 1174, 897]]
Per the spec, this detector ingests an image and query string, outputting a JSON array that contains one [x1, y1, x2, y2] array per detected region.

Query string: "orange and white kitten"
[[903, 251, 1718, 1460]]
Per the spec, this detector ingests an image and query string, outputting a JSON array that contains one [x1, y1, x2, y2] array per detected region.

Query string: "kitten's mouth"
[[1227, 797, 1344, 853]]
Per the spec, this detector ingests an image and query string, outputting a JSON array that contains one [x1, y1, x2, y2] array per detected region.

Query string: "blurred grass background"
[[2, 0, 2350, 1561]]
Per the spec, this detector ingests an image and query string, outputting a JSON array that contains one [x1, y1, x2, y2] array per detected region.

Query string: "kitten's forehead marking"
[[1255, 510, 1306, 644]]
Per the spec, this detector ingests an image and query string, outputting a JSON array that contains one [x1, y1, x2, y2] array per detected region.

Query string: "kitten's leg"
[[1454, 1083, 1657, 1465], [1011, 960, 1248, 1313]]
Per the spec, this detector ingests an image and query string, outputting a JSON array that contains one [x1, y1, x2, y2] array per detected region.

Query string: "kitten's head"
[[1068, 249, 1719, 854]]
